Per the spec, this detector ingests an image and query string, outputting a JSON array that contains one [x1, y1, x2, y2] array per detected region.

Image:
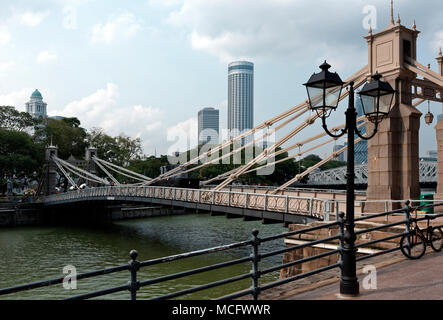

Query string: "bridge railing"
[[44, 186, 328, 220], [2, 201, 443, 300]]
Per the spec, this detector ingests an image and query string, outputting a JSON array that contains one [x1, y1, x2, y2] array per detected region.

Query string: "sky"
[[0, 0, 443, 159]]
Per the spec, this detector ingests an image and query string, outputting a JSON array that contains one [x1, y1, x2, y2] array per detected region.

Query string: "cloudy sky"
[[0, 0, 442, 158]]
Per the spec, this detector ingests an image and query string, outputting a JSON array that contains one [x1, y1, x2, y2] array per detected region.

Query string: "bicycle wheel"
[[400, 232, 426, 259], [430, 227, 443, 252]]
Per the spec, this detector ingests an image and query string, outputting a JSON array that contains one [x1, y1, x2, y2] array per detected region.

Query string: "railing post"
[[385, 201, 389, 222], [212, 190, 215, 205], [128, 250, 140, 301], [403, 200, 412, 256], [250, 229, 261, 300], [264, 194, 268, 211], [285, 195, 289, 213], [309, 198, 313, 216], [245, 193, 249, 209], [335, 201, 339, 220], [337, 211, 345, 269], [228, 192, 231, 207], [324, 201, 330, 222]]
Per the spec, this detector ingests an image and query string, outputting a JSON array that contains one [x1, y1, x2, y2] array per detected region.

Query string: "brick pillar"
[[365, 78, 421, 212]]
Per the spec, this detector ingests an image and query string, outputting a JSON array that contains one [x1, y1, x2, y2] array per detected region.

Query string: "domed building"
[[25, 89, 47, 119]]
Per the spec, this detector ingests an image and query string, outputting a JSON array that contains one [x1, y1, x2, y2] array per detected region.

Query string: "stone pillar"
[[85, 147, 98, 176], [43, 145, 58, 195], [365, 78, 421, 212], [435, 119, 443, 200]]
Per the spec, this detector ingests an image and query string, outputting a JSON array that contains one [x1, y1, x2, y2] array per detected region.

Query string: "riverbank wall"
[[0, 204, 188, 227]]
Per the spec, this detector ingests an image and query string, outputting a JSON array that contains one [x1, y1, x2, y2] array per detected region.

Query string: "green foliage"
[[0, 106, 37, 131], [128, 155, 170, 179], [87, 128, 142, 166], [0, 128, 44, 179], [34, 117, 88, 159]]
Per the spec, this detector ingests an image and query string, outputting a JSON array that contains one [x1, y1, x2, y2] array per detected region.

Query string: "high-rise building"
[[25, 89, 47, 119], [354, 98, 368, 164], [228, 61, 254, 138], [198, 107, 219, 145]]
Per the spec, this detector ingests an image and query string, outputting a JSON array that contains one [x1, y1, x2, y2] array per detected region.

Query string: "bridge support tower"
[[42, 144, 58, 196], [365, 19, 421, 212]]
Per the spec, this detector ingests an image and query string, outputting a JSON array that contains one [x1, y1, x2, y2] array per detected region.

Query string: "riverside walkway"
[[282, 250, 443, 300]]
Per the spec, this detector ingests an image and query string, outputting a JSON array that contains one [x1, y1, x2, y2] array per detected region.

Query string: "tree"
[[128, 155, 170, 179], [87, 128, 142, 166], [0, 106, 37, 131], [0, 128, 44, 180], [34, 117, 88, 159]]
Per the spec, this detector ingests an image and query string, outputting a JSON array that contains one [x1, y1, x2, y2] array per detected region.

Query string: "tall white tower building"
[[25, 89, 47, 119], [228, 61, 254, 138]]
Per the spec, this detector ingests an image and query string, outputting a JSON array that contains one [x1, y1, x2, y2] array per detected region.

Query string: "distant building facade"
[[333, 144, 345, 162], [25, 89, 47, 119], [354, 99, 368, 164], [198, 107, 219, 145], [228, 61, 254, 138]]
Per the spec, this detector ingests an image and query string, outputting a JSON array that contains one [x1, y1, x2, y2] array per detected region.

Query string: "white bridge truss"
[[307, 161, 438, 185]]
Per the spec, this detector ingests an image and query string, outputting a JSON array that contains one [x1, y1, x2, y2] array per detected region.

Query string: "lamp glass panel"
[[360, 94, 377, 115], [378, 93, 394, 114], [325, 85, 342, 109], [307, 86, 324, 109]]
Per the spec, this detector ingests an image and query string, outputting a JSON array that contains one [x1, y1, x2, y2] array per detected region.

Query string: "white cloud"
[[37, 51, 58, 64], [51, 83, 165, 154], [0, 61, 15, 72], [166, 0, 378, 67], [166, 117, 198, 153], [0, 88, 33, 110], [15, 11, 49, 27], [91, 12, 142, 45], [148, 0, 183, 7], [0, 26, 11, 45]]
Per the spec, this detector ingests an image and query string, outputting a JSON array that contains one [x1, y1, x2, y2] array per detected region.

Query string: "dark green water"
[[0, 213, 286, 300]]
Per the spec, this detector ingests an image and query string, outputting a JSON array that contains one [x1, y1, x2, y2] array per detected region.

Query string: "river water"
[[0, 213, 287, 300]]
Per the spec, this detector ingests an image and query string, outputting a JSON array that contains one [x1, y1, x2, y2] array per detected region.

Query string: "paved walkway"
[[286, 250, 443, 300]]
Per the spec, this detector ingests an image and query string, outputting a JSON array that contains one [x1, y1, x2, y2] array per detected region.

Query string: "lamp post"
[[304, 62, 396, 296]]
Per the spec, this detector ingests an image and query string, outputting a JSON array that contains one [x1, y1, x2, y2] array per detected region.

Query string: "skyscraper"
[[354, 98, 368, 164], [228, 61, 254, 138], [198, 107, 219, 145], [25, 89, 47, 119]]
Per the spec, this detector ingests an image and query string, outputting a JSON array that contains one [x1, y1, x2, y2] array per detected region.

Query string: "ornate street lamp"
[[304, 62, 396, 296]]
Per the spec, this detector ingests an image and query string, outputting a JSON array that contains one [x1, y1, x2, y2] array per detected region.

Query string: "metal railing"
[[43, 185, 328, 220], [1, 201, 442, 300]]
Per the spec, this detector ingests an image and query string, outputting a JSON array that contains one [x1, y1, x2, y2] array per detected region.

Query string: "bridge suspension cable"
[[52, 156, 110, 185], [92, 157, 152, 183], [91, 158, 121, 185], [214, 73, 369, 191], [52, 157, 79, 189], [146, 65, 370, 186], [270, 136, 363, 194], [200, 118, 365, 186], [154, 106, 310, 183]]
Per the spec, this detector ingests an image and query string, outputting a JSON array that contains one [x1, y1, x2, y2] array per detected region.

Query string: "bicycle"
[[400, 212, 443, 259]]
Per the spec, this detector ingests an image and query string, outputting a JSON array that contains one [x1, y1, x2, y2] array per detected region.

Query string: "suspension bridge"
[[27, 4, 443, 225], [5, 2, 443, 301]]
